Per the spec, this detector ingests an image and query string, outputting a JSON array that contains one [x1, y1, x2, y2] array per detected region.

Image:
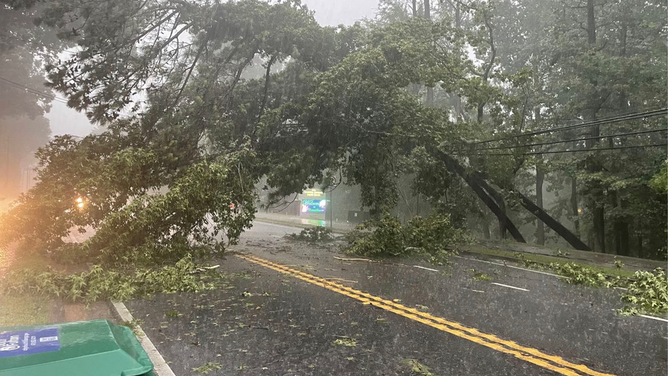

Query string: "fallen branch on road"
[[324, 277, 358, 284], [334, 256, 377, 263]]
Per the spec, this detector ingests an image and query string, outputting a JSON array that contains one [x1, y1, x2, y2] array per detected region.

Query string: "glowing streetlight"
[[76, 197, 85, 209]]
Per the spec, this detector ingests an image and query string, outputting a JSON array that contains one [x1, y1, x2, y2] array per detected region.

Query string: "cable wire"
[[471, 128, 668, 151], [470, 109, 668, 145], [461, 143, 667, 157], [0, 76, 69, 104]]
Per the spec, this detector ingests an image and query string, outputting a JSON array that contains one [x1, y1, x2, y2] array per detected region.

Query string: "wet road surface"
[[126, 222, 667, 375]]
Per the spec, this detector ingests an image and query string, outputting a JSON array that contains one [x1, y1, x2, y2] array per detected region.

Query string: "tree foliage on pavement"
[[345, 213, 463, 260]]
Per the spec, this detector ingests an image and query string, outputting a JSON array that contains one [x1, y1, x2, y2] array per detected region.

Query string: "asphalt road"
[[127, 222, 667, 376]]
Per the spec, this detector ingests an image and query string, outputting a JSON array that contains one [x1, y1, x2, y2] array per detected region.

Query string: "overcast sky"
[[46, 0, 380, 137]]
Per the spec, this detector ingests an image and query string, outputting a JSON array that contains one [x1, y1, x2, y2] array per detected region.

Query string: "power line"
[[0, 76, 69, 104], [470, 128, 668, 152], [470, 108, 668, 145], [462, 143, 667, 157], [0, 80, 68, 105], [0, 76, 68, 104]]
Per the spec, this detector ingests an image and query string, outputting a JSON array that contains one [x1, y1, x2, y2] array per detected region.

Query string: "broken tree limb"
[[515, 192, 591, 251], [470, 167, 589, 251], [471, 173, 508, 239], [433, 148, 526, 243], [333, 256, 376, 262]]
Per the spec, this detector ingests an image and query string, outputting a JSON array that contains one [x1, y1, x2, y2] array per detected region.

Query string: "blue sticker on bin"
[[0, 328, 60, 358]]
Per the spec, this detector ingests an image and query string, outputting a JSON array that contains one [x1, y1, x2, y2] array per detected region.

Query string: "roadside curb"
[[110, 301, 176, 376]]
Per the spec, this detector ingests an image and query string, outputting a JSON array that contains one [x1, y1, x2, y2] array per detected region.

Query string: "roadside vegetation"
[[286, 226, 335, 243], [343, 226, 666, 317], [486, 249, 667, 317], [0, 254, 226, 304], [551, 264, 667, 317], [344, 213, 465, 265]]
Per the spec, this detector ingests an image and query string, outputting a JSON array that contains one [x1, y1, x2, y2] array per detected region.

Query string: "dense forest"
[[0, 0, 665, 264]]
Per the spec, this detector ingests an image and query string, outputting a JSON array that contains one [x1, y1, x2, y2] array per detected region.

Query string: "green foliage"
[[404, 214, 463, 255], [286, 226, 334, 243], [619, 268, 668, 317], [260, 17, 465, 214], [346, 213, 463, 259], [192, 362, 222, 375], [165, 309, 181, 318], [0, 135, 257, 266], [401, 359, 435, 376], [121, 319, 144, 338], [548, 262, 622, 288], [346, 214, 407, 257], [649, 160, 667, 195], [468, 269, 493, 281], [332, 336, 357, 347], [0, 255, 220, 303]]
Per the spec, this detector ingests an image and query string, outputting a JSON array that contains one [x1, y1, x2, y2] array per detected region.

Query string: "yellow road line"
[[236, 254, 614, 376]]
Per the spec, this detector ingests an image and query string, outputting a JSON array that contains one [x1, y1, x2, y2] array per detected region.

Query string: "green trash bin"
[[0, 319, 154, 376]]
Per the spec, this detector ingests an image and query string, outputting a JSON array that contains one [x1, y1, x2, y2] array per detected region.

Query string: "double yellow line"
[[236, 254, 614, 376]]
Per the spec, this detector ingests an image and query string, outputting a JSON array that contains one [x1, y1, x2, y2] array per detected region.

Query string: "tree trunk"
[[473, 169, 589, 250], [585, 0, 606, 252], [615, 219, 630, 256], [477, 178, 507, 239], [453, 3, 463, 121], [477, 103, 484, 123], [634, 217, 644, 258], [612, 22, 630, 256], [571, 177, 580, 236], [516, 192, 591, 251], [424, 0, 434, 107], [587, 0, 596, 46], [433, 148, 591, 249], [535, 167, 545, 245], [593, 206, 605, 252], [435, 149, 526, 242], [482, 216, 491, 239], [474, 168, 589, 250]]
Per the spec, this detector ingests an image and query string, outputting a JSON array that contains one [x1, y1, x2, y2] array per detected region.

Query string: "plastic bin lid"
[[0, 319, 153, 376]]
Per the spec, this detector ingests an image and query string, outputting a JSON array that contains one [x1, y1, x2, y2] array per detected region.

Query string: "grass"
[[0, 245, 52, 328], [463, 245, 636, 278], [0, 294, 51, 327]]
